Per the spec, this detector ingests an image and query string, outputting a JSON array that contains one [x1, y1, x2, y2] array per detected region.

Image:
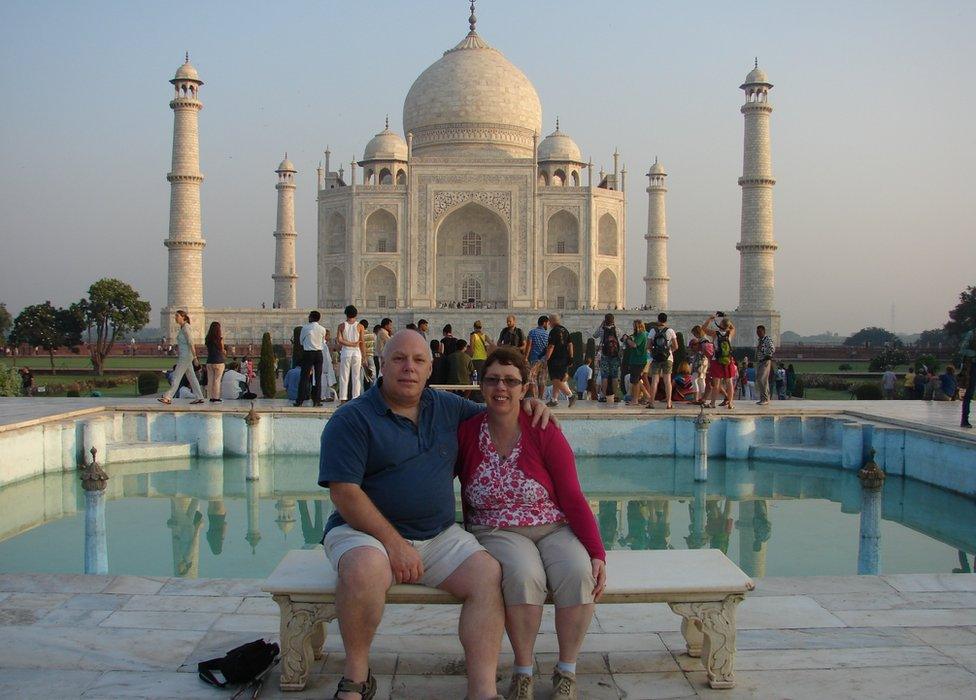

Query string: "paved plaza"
[[1, 570, 975, 699]]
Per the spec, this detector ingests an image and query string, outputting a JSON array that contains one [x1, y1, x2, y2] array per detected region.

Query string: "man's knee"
[[337, 547, 392, 592]]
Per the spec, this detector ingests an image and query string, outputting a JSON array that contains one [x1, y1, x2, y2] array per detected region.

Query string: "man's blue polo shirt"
[[318, 381, 482, 540]]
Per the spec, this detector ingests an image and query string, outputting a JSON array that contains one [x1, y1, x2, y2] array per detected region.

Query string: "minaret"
[[163, 54, 206, 340], [272, 154, 298, 309], [736, 60, 777, 311], [644, 158, 669, 309]]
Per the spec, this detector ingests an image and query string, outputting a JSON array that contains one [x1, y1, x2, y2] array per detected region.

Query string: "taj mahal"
[[161, 3, 779, 343]]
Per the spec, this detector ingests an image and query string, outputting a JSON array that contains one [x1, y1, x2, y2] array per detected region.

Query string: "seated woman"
[[671, 361, 696, 402], [457, 347, 606, 700]]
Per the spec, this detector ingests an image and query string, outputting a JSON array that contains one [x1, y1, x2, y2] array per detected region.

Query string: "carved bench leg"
[[668, 603, 703, 657], [274, 595, 338, 691], [669, 595, 743, 689], [699, 594, 743, 689]]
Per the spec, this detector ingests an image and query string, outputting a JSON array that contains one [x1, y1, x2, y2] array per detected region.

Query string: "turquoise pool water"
[[0, 455, 973, 579]]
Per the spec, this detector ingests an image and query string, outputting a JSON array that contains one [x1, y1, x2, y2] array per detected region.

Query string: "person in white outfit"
[[159, 310, 204, 405], [336, 305, 364, 402]]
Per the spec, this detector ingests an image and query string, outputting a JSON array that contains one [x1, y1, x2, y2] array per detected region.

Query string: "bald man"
[[318, 330, 556, 700]]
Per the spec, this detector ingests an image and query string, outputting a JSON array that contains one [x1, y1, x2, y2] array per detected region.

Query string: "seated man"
[[318, 330, 554, 700], [283, 365, 301, 402], [220, 362, 255, 400]]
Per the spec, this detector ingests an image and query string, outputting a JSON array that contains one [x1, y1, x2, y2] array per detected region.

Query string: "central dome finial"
[[469, 1, 477, 33]]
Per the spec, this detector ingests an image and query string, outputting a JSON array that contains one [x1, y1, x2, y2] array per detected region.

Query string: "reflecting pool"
[[0, 455, 973, 579]]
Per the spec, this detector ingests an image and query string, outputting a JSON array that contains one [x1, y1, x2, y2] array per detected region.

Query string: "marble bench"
[[262, 547, 754, 691]]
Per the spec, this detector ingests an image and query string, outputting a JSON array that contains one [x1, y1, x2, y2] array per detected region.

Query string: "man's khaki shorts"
[[649, 360, 673, 375], [323, 523, 485, 587], [528, 359, 548, 387], [468, 522, 595, 607]]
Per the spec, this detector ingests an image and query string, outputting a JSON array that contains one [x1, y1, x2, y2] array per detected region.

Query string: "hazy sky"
[[1, 0, 973, 335]]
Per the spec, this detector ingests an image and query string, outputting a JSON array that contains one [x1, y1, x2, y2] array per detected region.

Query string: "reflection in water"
[[299, 500, 325, 549], [84, 489, 108, 575], [4, 456, 975, 579], [858, 486, 883, 575], [245, 480, 262, 554], [737, 500, 771, 578], [167, 497, 203, 578]]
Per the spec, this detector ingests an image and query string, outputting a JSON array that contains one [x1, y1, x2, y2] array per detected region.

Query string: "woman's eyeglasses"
[[482, 376, 524, 388]]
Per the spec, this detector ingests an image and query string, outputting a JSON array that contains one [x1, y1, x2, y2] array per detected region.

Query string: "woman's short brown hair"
[[481, 346, 529, 384]]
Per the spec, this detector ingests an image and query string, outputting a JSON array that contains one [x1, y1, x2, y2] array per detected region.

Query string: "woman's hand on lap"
[[592, 559, 607, 600]]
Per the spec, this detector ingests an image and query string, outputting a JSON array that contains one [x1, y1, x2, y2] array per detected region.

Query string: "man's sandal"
[[333, 670, 376, 699]]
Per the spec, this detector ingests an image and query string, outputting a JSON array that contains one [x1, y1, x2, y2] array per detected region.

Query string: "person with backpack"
[[703, 313, 736, 409], [545, 313, 575, 407], [592, 313, 621, 403], [646, 313, 678, 409]]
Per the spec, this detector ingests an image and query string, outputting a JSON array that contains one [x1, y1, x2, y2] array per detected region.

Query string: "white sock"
[[514, 665, 534, 677], [556, 661, 576, 674]]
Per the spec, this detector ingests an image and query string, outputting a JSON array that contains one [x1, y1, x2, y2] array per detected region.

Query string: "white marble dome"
[[538, 125, 582, 163], [743, 65, 771, 86], [402, 30, 542, 157], [276, 155, 295, 172], [173, 59, 201, 83], [363, 127, 408, 162]]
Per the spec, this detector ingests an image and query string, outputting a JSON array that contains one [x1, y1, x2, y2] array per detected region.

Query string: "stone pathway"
[[2, 397, 973, 443], [1, 572, 975, 698]]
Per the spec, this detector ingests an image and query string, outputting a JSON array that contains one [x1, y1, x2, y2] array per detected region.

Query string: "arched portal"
[[327, 212, 346, 254], [597, 268, 618, 307], [435, 202, 509, 306], [365, 209, 397, 252], [546, 210, 579, 254], [364, 266, 396, 308], [546, 267, 579, 310], [325, 266, 345, 307], [379, 168, 392, 185], [598, 213, 618, 256]]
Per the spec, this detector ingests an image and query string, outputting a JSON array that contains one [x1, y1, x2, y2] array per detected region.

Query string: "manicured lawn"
[[29, 372, 142, 398], [1, 356, 174, 370], [788, 360, 872, 373], [802, 387, 853, 401]]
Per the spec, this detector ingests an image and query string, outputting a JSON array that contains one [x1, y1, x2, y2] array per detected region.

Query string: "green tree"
[[944, 285, 976, 342], [916, 327, 951, 347], [73, 278, 151, 375], [0, 303, 11, 345], [843, 326, 900, 348], [8, 302, 83, 372], [259, 332, 277, 398]]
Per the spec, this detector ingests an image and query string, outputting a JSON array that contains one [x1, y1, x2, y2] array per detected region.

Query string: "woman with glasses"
[[456, 347, 606, 700]]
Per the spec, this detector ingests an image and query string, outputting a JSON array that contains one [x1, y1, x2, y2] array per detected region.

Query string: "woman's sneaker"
[[506, 672, 533, 700], [551, 667, 578, 699]]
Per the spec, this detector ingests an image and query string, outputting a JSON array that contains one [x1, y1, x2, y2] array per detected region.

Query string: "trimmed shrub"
[[291, 327, 303, 371], [66, 382, 81, 398], [791, 377, 805, 398], [914, 354, 940, 373], [853, 383, 884, 400], [869, 347, 909, 371], [137, 372, 160, 396], [584, 338, 596, 364], [259, 332, 277, 398], [0, 366, 21, 396], [838, 363, 853, 371]]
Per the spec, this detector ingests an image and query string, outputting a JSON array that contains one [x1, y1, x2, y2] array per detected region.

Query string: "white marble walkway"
[[1, 396, 972, 443], [0, 572, 975, 698]]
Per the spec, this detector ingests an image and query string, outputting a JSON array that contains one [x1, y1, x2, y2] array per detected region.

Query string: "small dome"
[[276, 155, 295, 172], [173, 57, 201, 83], [648, 159, 666, 175], [362, 127, 408, 162], [538, 124, 582, 163], [741, 64, 772, 87]]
